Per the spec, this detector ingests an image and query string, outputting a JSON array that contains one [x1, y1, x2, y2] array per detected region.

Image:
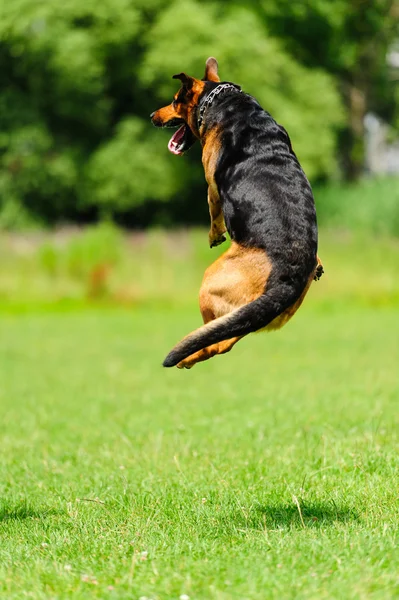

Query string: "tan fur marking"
[[201, 127, 226, 246], [202, 126, 222, 186], [207, 187, 226, 247], [199, 242, 272, 317]]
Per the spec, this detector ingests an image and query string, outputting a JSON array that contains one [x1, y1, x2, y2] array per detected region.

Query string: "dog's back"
[[208, 91, 318, 285]]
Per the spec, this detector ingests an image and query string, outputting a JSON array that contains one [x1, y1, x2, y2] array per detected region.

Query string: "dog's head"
[[150, 57, 220, 155]]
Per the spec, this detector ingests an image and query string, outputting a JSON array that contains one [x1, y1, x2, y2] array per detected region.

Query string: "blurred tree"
[[0, 0, 179, 225], [85, 118, 184, 212], [0, 0, 396, 226], [257, 0, 399, 179]]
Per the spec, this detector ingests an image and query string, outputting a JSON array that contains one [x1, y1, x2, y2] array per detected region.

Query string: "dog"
[[151, 57, 323, 369]]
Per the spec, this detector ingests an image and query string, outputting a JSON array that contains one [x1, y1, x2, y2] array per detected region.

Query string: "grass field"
[[1, 229, 399, 599]]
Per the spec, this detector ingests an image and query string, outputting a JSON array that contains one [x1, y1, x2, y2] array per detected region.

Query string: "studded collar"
[[197, 83, 242, 130]]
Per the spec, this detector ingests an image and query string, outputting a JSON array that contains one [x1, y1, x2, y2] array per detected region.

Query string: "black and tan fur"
[[151, 58, 323, 369]]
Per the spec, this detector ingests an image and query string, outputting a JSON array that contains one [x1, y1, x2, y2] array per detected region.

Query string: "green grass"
[[1, 225, 399, 310], [1, 229, 399, 598]]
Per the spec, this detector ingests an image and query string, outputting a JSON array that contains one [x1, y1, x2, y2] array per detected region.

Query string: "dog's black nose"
[[150, 112, 155, 119]]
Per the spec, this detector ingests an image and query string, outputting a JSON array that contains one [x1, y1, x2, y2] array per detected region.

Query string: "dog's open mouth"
[[168, 124, 196, 155]]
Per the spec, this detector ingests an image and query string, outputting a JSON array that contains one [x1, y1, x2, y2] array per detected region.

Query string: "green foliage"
[[0, 0, 397, 226], [258, 0, 399, 177], [38, 223, 123, 279], [86, 119, 182, 212], [0, 124, 79, 225], [315, 177, 399, 237], [0, 0, 146, 224]]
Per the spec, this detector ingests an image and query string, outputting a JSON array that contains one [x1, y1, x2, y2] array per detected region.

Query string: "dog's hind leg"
[[176, 243, 272, 369], [177, 336, 242, 369], [177, 289, 240, 369], [177, 292, 241, 368]]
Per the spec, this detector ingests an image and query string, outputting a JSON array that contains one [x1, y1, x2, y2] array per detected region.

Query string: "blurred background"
[[0, 0, 398, 309]]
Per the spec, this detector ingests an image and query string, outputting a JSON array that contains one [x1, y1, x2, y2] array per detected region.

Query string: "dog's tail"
[[163, 273, 307, 367]]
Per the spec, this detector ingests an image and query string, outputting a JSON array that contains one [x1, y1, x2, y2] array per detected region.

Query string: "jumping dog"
[[151, 58, 323, 369]]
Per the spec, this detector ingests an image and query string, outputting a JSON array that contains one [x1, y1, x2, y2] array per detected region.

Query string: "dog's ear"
[[204, 57, 220, 82], [172, 72, 194, 90]]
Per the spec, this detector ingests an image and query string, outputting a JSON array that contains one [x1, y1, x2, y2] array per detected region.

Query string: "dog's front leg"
[[208, 186, 227, 248]]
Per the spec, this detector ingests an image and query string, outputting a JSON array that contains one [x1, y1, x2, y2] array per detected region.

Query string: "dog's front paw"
[[314, 264, 324, 281], [209, 231, 227, 248]]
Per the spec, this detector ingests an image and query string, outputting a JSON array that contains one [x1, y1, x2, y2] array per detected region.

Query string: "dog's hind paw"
[[177, 360, 193, 370]]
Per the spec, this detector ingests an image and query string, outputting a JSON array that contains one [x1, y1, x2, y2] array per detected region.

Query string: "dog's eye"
[[172, 99, 178, 108]]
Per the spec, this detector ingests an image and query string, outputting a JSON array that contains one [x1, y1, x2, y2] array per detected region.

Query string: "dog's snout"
[[151, 111, 163, 128]]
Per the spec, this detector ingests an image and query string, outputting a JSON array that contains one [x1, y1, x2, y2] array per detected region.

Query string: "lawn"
[[0, 230, 399, 599]]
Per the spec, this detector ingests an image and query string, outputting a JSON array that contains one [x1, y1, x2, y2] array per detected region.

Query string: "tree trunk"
[[341, 82, 367, 181]]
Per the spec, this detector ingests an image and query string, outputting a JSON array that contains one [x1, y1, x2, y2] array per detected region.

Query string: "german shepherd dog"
[[151, 58, 323, 369]]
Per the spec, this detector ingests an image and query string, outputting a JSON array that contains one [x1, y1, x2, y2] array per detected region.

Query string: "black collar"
[[197, 83, 242, 130]]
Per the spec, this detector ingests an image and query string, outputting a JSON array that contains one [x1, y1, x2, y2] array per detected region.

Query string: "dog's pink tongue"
[[168, 125, 186, 155]]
